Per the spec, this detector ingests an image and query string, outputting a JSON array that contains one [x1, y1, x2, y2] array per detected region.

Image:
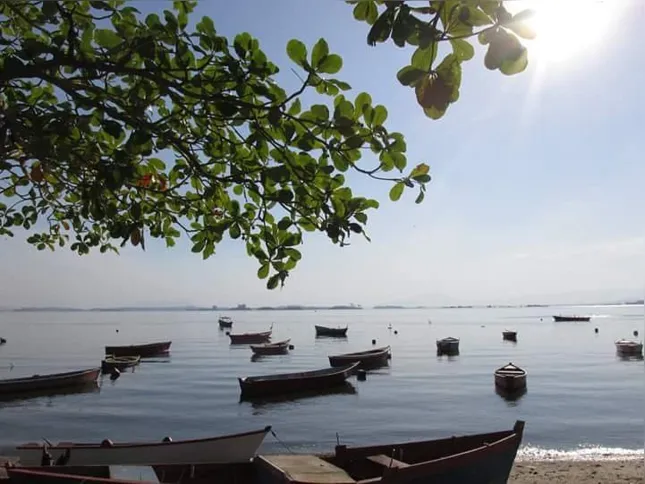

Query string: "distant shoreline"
[[1, 301, 642, 312]]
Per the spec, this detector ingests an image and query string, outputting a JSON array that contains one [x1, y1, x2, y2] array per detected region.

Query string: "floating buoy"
[[594, 328, 599, 334], [116, 329, 119, 333], [0, 337, 6, 344], [288, 344, 295, 350], [393, 330, 398, 335], [372, 339, 376, 345], [226, 331, 231, 336], [540, 318, 543, 321], [162, 436, 172, 443], [634, 330, 639, 337], [357, 369, 367, 381], [109, 368, 121, 380]]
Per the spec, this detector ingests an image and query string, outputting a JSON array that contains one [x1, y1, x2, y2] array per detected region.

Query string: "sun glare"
[[513, 0, 618, 63]]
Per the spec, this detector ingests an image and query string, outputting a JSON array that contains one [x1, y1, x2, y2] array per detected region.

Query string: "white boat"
[[15, 426, 271, 466]]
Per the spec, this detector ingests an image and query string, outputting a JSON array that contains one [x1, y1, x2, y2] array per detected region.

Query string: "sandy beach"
[[510, 460, 644, 484]]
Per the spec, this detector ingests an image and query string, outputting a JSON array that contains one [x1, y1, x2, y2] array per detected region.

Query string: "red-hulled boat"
[[104, 341, 171, 358]]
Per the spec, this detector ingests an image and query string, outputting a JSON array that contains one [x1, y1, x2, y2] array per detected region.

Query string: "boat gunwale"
[[250, 339, 290, 350], [240, 363, 359, 384], [104, 341, 171, 351], [495, 363, 527, 378], [16, 426, 272, 450], [329, 346, 390, 360]]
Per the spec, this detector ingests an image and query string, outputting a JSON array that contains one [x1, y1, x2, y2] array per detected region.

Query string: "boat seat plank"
[[366, 454, 409, 469], [261, 455, 356, 483]]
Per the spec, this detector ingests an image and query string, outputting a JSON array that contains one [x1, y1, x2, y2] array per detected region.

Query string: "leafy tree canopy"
[[0, 0, 533, 289]]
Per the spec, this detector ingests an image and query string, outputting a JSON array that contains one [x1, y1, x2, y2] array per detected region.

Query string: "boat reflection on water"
[[495, 386, 527, 405], [616, 353, 644, 362], [0, 382, 100, 405], [240, 382, 357, 408]]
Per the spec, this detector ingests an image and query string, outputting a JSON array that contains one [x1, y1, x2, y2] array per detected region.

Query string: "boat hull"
[[104, 341, 171, 358], [615, 340, 643, 356], [251, 340, 290, 356], [0, 368, 100, 395], [495, 373, 527, 391], [502, 331, 517, 342], [553, 315, 590, 322], [229, 332, 272, 345], [436, 338, 460, 355], [328, 346, 390, 369], [15, 427, 272, 466], [239, 363, 359, 398], [101, 356, 140, 374], [219, 317, 233, 328], [258, 421, 525, 484], [315, 325, 348, 337]]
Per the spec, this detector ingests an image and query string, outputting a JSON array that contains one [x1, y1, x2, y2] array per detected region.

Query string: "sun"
[[509, 0, 620, 63]]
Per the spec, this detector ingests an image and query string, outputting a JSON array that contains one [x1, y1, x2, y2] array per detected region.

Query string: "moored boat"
[[229, 330, 272, 345], [553, 315, 591, 322], [250, 339, 290, 356], [104, 341, 171, 358], [315, 325, 348, 337], [100, 355, 140, 374], [256, 420, 525, 484], [494, 363, 527, 392], [615, 339, 643, 356], [436, 337, 460, 355], [219, 316, 233, 328], [0, 368, 100, 396], [502, 330, 517, 342], [15, 427, 272, 466], [239, 363, 359, 398], [328, 346, 390, 369]]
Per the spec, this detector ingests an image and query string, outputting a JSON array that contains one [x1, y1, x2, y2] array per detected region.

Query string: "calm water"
[[0, 306, 643, 458]]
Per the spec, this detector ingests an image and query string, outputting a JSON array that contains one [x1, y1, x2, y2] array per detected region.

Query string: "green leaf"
[[318, 54, 342, 74], [345, 136, 364, 149], [311, 38, 329, 69], [371, 106, 387, 127], [450, 38, 475, 61], [267, 273, 281, 290], [411, 44, 437, 71], [258, 263, 270, 279], [354, 92, 372, 117], [389, 182, 405, 202], [415, 191, 425, 204], [286, 39, 307, 67], [94, 29, 122, 48], [500, 47, 528, 75], [396, 66, 426, 87], [367, 8, 395, 46], [288, 99, 301, 115], [354, 1, 378, 24]]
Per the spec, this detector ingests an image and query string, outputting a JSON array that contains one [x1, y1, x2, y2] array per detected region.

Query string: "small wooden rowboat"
[[553, 315, 590, 322], [15, 427, 272, 466], [239, 363, 359, 398], [315, 325, 348, 337], [494, 363, 527, 392], [328, 346, 390, 369], [256, 420, 525, 484], [436, 337, 460, 354], [104, 341, 171, 358], [218, 316, 233, 328], [229, 330, 272, 345], [615, 339, 643, 356], [0, 368, 100, 396], [250, 339, 290, 356], [100, 355, 140, 374], [502, 330, 517, 342]]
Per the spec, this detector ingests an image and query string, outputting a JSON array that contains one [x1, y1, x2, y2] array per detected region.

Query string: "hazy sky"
[[1, 1, 643, 308]]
